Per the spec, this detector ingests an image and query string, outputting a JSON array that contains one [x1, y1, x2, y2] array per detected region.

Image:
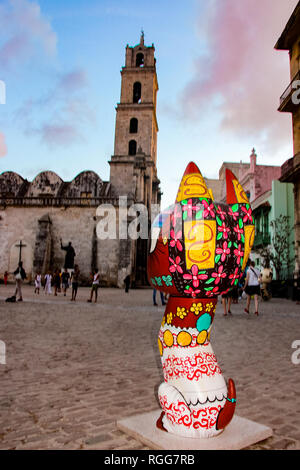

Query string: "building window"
[[130, 118, 138, 133], [136, 53, 144, 67], [129, 140, 137, 156], [133, 82, 141, 103]]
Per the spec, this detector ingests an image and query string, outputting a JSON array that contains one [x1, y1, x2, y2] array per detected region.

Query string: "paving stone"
[[1, 286, 300, 450]]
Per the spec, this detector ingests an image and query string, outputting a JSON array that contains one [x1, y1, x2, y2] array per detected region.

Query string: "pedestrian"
[[124, 274, 131, 293], [53, 269, 61, 296], [13, 261, 26, 301], [44, 271, 52, 295], [61, 268, 70, 296], [222, 291, 232, 316], [4, 271, 8, 287], [88, 269, 100, 303], [71, 265, 80, 301], [34, 271, 42, 294], [243, 260, 261, 316], [153, 288, 166, 306]]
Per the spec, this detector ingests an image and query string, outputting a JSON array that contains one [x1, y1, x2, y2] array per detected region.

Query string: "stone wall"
[[0, 205, 123, 286]]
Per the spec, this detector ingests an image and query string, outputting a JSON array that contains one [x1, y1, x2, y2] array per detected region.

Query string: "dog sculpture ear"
[[225, 169, 249, 204], [176, 161, 213, 203]]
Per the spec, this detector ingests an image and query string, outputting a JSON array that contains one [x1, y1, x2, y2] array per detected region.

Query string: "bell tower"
[[109, 32, 161, 213]]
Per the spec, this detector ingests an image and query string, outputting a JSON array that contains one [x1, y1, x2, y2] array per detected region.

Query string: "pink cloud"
[[0, 132, 7, 157], [179, 0, 298, 153], [0, 0, 57, 67]]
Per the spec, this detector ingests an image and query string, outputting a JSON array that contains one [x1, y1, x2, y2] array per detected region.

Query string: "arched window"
[[133, 82, 141, 103], [136, 53, 144, 67], [129, 140, 137, 156], [130, 118, 138, 133]]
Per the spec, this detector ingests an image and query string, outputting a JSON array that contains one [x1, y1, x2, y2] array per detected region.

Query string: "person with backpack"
[[13, 261, 26, 302], [243, 260, 261, 316]]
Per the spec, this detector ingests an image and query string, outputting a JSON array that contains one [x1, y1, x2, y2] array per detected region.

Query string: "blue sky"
[[0, 0, 298, 207]]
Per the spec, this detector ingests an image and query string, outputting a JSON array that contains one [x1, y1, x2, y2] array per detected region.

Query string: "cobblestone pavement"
[[0, 284, 300, 450]]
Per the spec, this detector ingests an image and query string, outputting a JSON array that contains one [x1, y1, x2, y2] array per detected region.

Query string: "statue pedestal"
[[117, 410, 272, 450]]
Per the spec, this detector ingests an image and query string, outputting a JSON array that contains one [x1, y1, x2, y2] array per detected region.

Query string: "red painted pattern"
[[159, 395, 222, 430], [162, 352, 221, 381]]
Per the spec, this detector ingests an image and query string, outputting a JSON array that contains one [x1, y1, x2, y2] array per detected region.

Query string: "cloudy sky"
[[0, 0, 298, 207]]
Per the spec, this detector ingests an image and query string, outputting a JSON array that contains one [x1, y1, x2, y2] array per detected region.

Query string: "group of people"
[[222, 260, 262, 316], [35, 265, 81, 301]]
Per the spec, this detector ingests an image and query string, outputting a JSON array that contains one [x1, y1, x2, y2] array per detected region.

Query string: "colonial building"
[[0, 34, 161, 287], [275, 1, 300, 273]]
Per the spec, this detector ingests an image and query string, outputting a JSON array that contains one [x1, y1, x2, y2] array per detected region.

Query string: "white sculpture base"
[[117, 410, 272, 450]]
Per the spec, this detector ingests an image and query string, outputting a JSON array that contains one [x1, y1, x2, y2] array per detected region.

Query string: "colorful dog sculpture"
[[148, 162, 255, 438]]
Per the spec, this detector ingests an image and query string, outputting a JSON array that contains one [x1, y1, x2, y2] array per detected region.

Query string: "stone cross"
[[15, 240, 26, 263]]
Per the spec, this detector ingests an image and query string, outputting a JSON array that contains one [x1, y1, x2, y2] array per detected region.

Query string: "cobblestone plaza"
[[0, 285, 300, 450]]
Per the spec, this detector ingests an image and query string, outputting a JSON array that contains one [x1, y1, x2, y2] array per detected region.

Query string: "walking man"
[[88, 269, 100, 303]]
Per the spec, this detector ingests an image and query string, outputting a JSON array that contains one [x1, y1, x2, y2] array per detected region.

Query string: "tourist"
[[88, 269, 100, 303], [3, 271, 8, 287], [44, 271, 52, 295], [13, 261, 26, 302], [53, 269, 61, 296], [243, 261, 261, 316], [222, 291, 232, 316], [61, 268, 70, 296], [124, 274, 131, 293], [71, 265, 80, 301], [34, 271, 42, 294], [153, 288, 166, 306]]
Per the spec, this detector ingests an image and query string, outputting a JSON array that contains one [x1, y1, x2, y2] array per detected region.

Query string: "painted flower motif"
[[206, 302, 215, 312], [182, 199, 200, 219], [218, 222, 230, 239], [228, 207, 239, 221], [211, 265, 227, 284], [167, 312, 173, 324], [241, 206, 253, 223], [202, 200, 215, 218], [171, 203, 182, 227], [155, 276, 163, 286], [190, 302, 203, 315], [161, 316, 166, 327], [170, 229, 183, 251], [216, 206, 226, 220], [183, 264, 208, 288], [162, 275, 173, 287], [176, 307, 187, 319], [169, 256, 183, 274], [185, 286, 201, 298], [229, 267, 240, 285], [234, 244, 244, 265], [234, 224, 243, 240], [215, 241, 230, 262], [205, 287, 219, 297]]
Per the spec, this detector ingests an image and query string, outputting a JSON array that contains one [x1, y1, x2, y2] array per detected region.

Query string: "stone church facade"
[[0, 34, 161, 287]]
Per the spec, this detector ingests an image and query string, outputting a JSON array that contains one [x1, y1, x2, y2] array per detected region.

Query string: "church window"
[[136, 53, 144, 67], [133, 82, 141, 103], [129, 140, 137, 156], [130, 118, 138, 133]]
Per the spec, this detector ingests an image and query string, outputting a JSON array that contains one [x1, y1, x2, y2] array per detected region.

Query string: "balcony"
[[280, 152, 300, 183], [278, 70, 300, 112]]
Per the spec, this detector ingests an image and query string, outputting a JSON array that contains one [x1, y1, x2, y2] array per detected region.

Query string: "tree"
[[265, 215, 294, 280]]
